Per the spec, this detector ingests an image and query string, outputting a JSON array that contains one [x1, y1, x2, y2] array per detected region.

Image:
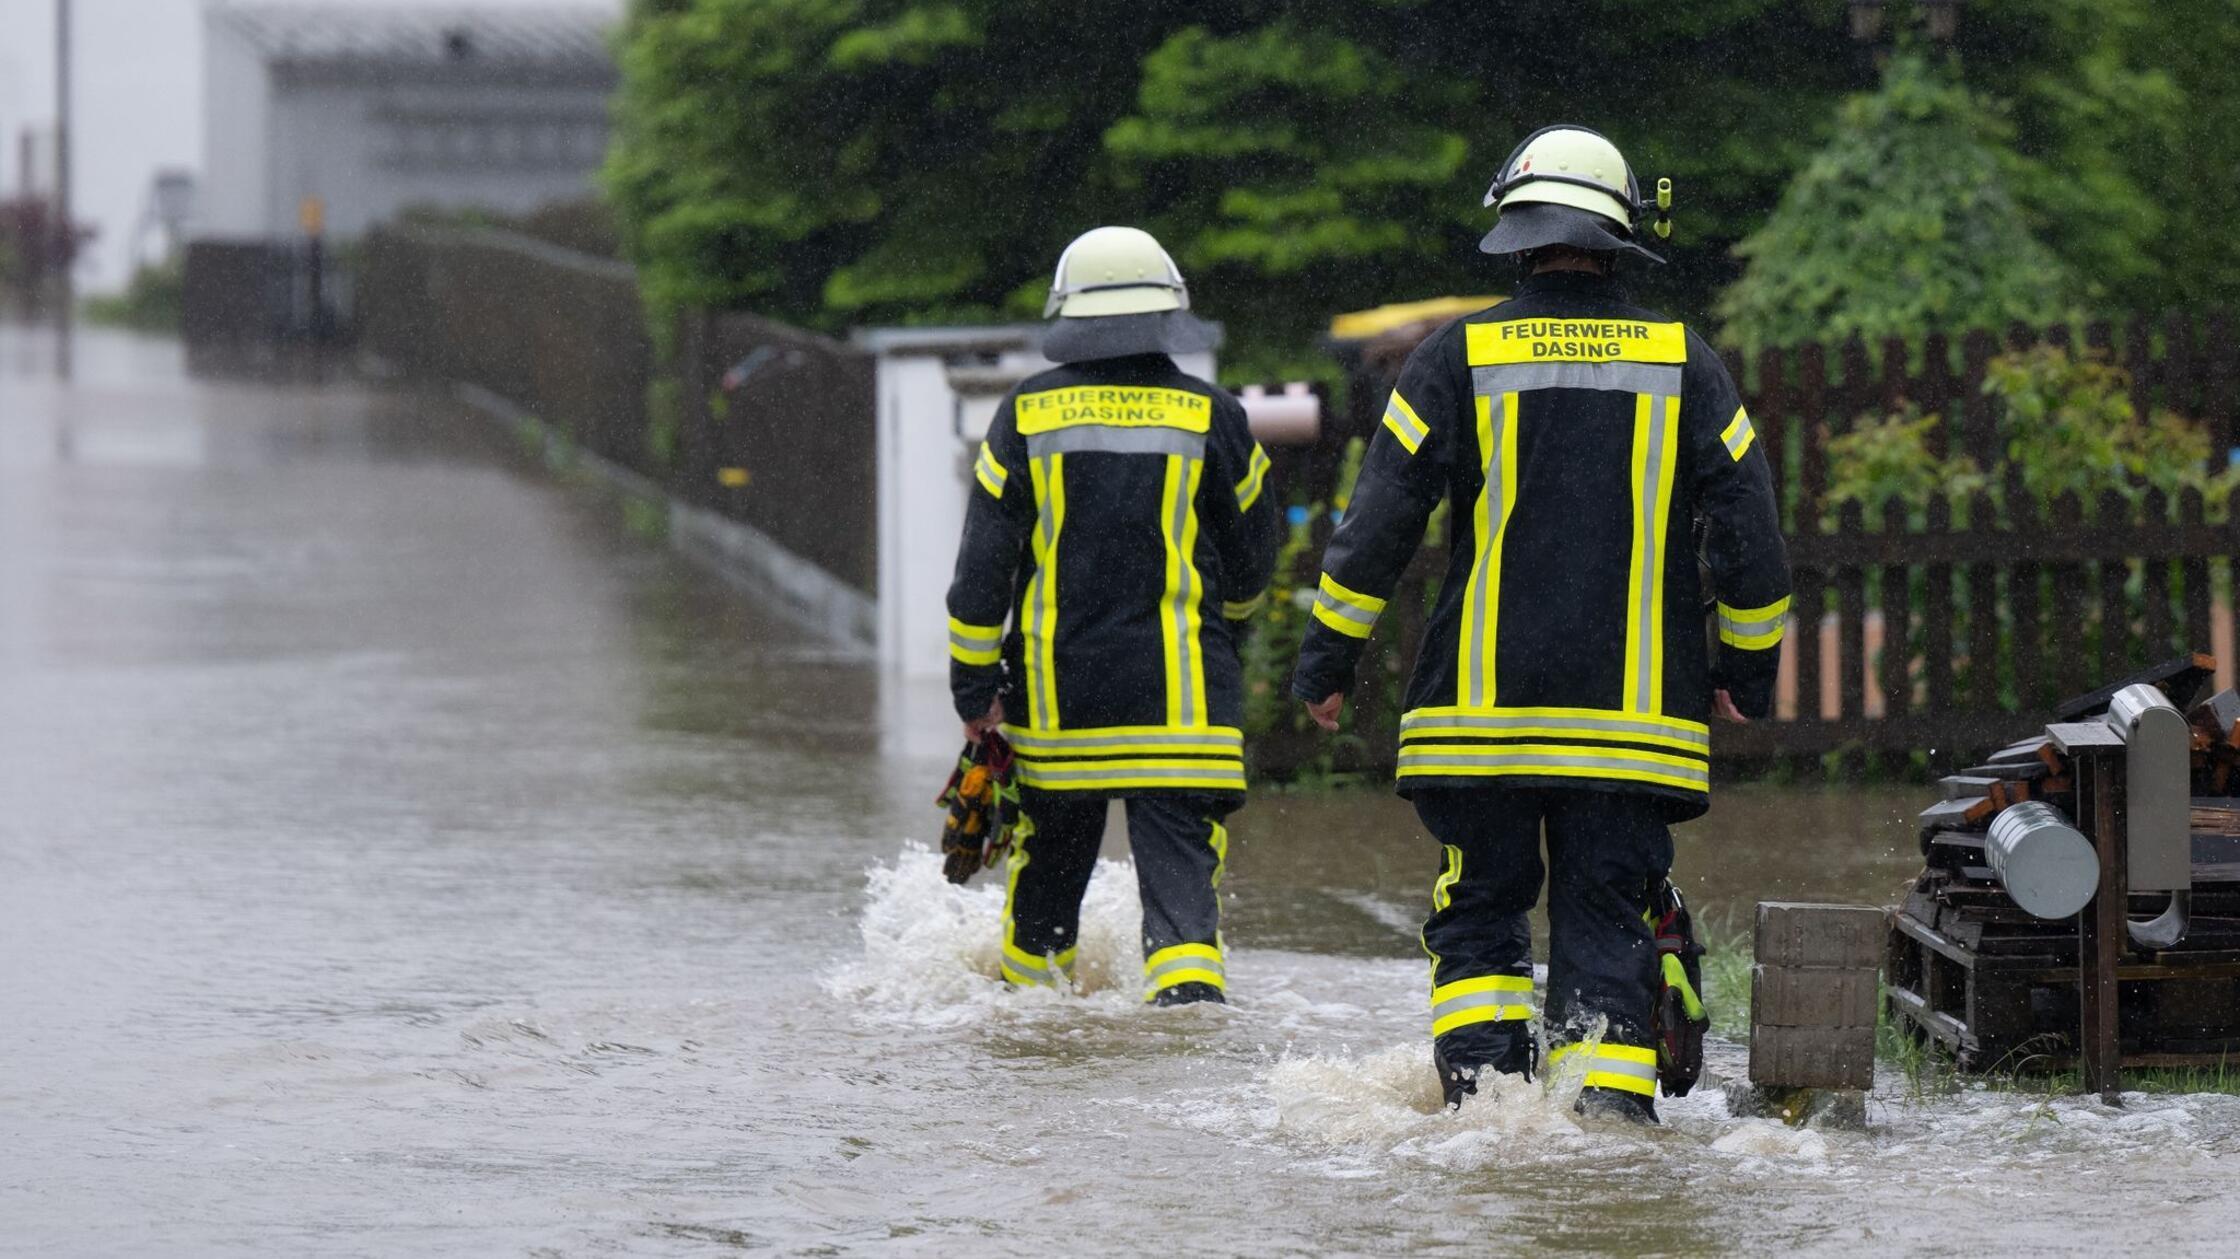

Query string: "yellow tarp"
[[1328, 295, 1505, 341]]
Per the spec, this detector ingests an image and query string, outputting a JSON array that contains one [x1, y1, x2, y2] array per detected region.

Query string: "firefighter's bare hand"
[[1305, 692, 1344, 732], [1712, 689, 1749, 724], [965, 696, 1005, 740]]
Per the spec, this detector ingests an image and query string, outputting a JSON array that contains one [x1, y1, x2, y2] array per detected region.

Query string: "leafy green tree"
[[603, 0, 1187, 334], [1714, 53, 2075, 358]]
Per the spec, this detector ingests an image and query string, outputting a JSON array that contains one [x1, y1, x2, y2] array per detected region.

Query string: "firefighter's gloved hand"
[[1710, 667, 1776, 721], [964, 696, 1005, 742]]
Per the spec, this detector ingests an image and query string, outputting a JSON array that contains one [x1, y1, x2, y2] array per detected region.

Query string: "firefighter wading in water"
[[1292, 126, 1791, 1122], [947, 226, 1279, 1005]]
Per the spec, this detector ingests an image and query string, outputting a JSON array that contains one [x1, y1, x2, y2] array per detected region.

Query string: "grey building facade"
[[199, 3, 617, 242]]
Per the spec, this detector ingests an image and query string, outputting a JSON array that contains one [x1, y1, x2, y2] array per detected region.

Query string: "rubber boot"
[[1574, 1086, 1660, 1126], [1152, 981, 1225, 1007], [1433, 1045, 1481, 1108]]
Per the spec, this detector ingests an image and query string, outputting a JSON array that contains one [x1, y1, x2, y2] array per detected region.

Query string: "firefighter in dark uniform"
[[948, 226, 1280, 1005], [1291, 127, 1791, 1120]]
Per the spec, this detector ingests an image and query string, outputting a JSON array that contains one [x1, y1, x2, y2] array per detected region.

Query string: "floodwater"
[[4, 326, 2236, 1257]]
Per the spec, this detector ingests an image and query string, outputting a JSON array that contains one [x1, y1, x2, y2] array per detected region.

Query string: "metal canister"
[[1987, 801, 2100, 920]]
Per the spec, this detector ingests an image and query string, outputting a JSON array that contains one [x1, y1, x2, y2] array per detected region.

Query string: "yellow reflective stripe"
[[1000, 829, 1043, 985], [1014, 758, 1247, 792], [947, 616, 1004, 666], [1431, 974, 1532, 1002], [1459, 391, 1517, 707], [1207, 818, 1228, 891], [1146, 942, 1222, 968], [1402, 704, 1710, 737], [1719, 406, 1756, 462], [1015, 385, 1213, 435], [1144, 941, 1225, 999], [1431, 844, 1462, 913], [1549, 1042, 1659, 1096], [1431, 970, 1535, 1037], [1717, 595, 1791, 651], [1024, 454, 1065, 729], [1399, 705, 1710, 754], [1398, 743, 1708, 792], [974, 442, 1009, 498], [1158, 455, 1209, 726], [1316, 572, 1385, 616], [1623, 393, 1679, 714], [1222, 590, 1266, 620], [1381, 390, 1429, 454], [1003, 723, 1243, 755], [1234, 445, 1272, 511], [1432, 1002, 1533, 1038], [1465, 319, 1688, 365], [1311, 572, 1385, 640]]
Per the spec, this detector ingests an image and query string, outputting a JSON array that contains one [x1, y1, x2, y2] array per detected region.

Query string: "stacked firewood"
[[1917, 655, 2240, 872]]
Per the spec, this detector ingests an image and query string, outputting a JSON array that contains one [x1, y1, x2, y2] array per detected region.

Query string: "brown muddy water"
[[3, 326, 2236, 1257]]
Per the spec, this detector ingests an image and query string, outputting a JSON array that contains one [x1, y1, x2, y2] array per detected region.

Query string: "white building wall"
[[197, 18, 273, 238], [265, 80, 611, 239]]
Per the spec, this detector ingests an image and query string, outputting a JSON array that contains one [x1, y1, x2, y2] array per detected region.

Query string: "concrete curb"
[[449, 380, 877, 657]]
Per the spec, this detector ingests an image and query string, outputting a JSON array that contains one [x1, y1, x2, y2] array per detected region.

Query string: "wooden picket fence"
[[1264, 314, 2240, 772]]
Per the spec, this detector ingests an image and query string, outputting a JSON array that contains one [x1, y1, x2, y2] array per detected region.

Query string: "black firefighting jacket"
[[1291, 272, 1790, 819], [948, 353, 1280, 800]]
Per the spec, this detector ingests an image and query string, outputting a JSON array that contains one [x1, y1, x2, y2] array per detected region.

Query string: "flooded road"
[[4, 326, 2237, 1256]]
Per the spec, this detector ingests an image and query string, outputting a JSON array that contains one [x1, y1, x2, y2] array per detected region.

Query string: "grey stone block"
[[1754, 902, 1887, 970], [1748, 1022, 1877, 1090], [1751, 963, 1880, 1029]]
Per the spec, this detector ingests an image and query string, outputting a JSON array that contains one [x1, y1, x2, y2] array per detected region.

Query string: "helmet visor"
[[1478, 202, 1664, 265]]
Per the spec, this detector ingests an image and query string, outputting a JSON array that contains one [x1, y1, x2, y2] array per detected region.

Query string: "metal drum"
[[1986, 801, 2100, 920]]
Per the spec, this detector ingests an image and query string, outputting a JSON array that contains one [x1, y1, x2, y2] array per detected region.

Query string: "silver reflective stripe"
[[1005, 954, 1053, 983], [1430, 990, 1533, 1021], [1313, 589, 1378, 630], [1007, 730, 1242, 754], [950, 626, 1001, 653], [1025, 763, 1245, 785], [1399, 749, 1709, 787], [1383, 401, 1428, 445], [1146, 954, 1223, 988], [1027, 427, 1208, 459], [1473, 362, 1684, 397], [1585, 1054, 1660, 1084], [1719, 608, 1786, 637], [1632, 394, 1672, 712], [1399, 710, 1709, 752], [976, 446, 1007, 488], [1720, 414, 1755, 459], [1165, 457, 1200, 722]]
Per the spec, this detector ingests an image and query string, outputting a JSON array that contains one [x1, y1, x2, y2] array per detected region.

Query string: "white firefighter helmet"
[[1478, 125, 1669, 263], [1042, 226, 1190, 319]]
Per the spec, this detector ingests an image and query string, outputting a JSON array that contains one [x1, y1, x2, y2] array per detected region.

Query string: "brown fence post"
[[2206, 309, 2236, 466], [1879, 497, 1912, 716], [2142, 489, 2176, 659], [2049, 493, 2091, 702], [1923, 494, 1955, 714], [1964, 489, 2000, 712], [2180, 489, 2214, 653], [1836, 500, 1867, 723]]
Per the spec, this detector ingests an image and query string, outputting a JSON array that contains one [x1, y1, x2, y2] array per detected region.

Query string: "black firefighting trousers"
[[1000, 791, 1232, 1001], [1414, 787, 1673, 1096]]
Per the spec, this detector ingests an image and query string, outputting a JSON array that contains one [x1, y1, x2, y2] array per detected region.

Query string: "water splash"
[[824, 843, 1145, 1022]]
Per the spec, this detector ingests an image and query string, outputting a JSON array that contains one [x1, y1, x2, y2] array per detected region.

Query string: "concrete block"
[[1748, 1023, 1877, 1090], [1751, 963, 1880, 1030], [1754, 902, 1887, 970]]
